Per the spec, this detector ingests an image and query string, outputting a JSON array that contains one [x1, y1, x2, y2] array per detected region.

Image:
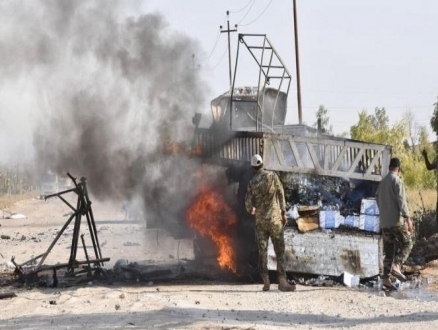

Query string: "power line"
[[220, 11, 238, 89], [237, 0, 256, 25], [203, 15, 228, 64], [204, 29, 221, 62], [230, 0, 255, 14], [211, 47, 228, 70], [203, 5, 252, 66], [239, 0, 274, 27]]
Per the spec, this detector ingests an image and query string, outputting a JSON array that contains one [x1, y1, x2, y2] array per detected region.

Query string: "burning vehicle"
[[191, 34, 391, 280]]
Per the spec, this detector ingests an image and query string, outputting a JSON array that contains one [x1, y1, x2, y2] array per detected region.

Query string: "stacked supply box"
[[343, 215, 360, 228], [359, 198, 380, 233], [319, 210, 343, 229]]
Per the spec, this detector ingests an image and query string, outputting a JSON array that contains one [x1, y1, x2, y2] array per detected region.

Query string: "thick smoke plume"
[[0, 1, 210, 235]]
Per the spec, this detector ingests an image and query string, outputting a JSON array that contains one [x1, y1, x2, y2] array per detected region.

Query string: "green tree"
[[401, 135, 435, 189], [350, 107, 406, 155], [350, 107, 435, 189], [313, 105, 333, 135]]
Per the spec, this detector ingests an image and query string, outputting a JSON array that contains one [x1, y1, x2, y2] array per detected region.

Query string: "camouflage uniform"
[[245, 169, 287, 276], [381, 226, 413, 279], [376, 170, 413, 279]]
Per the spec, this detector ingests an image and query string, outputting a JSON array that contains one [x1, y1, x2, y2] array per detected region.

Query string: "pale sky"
[[142, 0, 438, 137]]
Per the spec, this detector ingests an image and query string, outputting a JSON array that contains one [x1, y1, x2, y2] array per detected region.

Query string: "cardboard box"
[[360, 198, 379, 216], [359, 214, 380, 233], [344, 215, 360, 228], [319, 211, 342, 229], [343, 271, 360, 288]]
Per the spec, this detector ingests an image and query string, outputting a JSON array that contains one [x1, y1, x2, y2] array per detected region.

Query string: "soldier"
[[375, 157, 413, 290], [245, 154, 296, 292], [422, 149, 438, 223]]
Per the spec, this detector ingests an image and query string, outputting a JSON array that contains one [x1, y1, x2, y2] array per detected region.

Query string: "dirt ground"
[[1, 195, 438, 330]]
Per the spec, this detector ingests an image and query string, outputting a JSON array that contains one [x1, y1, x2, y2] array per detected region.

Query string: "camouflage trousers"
[[254, 216, 286, 276], [382, 225, 413, 279]]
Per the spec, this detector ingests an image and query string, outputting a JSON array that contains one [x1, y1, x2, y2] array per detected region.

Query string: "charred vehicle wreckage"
[[192, 34, 391, 285], [4, 34, 395, 289], [7, 174, 109, 287]]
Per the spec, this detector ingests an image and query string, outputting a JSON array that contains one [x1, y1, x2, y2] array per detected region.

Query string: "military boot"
[[261, 274, 270, 291], [278, 275, 296, 292]]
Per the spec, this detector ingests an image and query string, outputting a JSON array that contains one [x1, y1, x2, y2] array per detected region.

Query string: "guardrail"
[[194, 128, 391, 181]]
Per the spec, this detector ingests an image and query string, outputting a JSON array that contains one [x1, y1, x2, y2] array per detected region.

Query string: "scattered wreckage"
[[8, 173, 109, 286]]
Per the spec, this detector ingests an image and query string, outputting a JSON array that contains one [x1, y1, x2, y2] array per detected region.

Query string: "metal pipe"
[[81, 177, 103, 263], [227, 12, 233, 90], [68, 189, 83, 270], [230, 34, 241, 130], [293, 0, 303, 124], [81, 234, 92, 277], [256, 37, 267, 132], [38, 212, 77, 268]]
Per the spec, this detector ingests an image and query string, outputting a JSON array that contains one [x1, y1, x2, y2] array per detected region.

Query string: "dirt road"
[[1, 196, 438, 330]]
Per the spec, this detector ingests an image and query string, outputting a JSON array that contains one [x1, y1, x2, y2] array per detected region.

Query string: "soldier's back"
[[249, 170, 280, 219]]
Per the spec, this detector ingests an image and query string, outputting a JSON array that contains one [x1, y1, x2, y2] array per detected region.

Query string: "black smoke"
[[0, 1, 209, 236]]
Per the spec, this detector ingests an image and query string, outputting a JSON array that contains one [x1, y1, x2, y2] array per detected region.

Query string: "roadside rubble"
[[0, 207, 27, 220], [0, 292, 16, 300], [6, 213, 27, 219]]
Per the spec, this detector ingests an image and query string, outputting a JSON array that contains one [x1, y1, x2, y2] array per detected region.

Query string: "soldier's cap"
[[389, 157, 401, 168], [251, 154, 263, 167]]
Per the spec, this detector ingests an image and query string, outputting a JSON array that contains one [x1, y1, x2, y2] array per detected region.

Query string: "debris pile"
[[281, 173, 380, 234], [281, 173, 372, 211], [407, 209, 438, 266], [6, 173, 109, 287]]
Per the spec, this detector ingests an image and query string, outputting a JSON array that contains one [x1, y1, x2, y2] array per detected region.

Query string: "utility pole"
[[220, 11, 237, 91], [293, 0, 303, 124]]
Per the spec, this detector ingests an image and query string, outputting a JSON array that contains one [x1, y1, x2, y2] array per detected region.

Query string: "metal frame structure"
[[12, 173, 108, 279], [194, 129, 391, 181], [230, 34, 292, 131]]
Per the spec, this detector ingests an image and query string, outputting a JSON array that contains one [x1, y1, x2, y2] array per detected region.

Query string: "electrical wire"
[[210, 47, 228, 70], [230, 0, 255, 13], [239, 0, 274, 27], [204, 2, 255, 66], [204, 30, 221, 62], [237, 0, 256, 25], [203, 15, 228, 64]]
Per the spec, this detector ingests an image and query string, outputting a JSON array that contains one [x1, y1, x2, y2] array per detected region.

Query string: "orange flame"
[[164, 142, 186, 154], [164, 142, 202, 156], [191, 145, 202, 155], [186, 183, 237, 273]]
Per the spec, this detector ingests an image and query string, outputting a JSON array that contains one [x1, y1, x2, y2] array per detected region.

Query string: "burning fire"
[[191, 145, 202, 155], [164, 142, 202, 156], [164, 142, 187, 154], [186, 183, 237, 273]]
